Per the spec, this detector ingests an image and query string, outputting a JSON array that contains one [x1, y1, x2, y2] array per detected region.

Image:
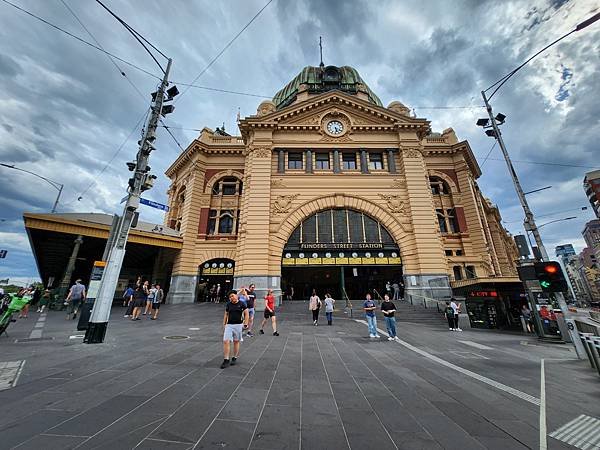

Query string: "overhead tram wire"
[[95, 0, 167, 73], [479, 141, 497, 167], [0, 0, 160, 80], [485, 158, 599, 169], [61, 0, 185, 155], [176, 0, 276, 101]]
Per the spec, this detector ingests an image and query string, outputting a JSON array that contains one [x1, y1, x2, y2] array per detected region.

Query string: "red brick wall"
[[455, 207, 468, 232], [198, 208, 210, 237]]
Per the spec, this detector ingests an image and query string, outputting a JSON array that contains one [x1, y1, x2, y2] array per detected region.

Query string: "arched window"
[[205, 176, 242, 236], [288, 208, 396, 245], [430, 177, 450, 195], [212, 177, 243, 195]]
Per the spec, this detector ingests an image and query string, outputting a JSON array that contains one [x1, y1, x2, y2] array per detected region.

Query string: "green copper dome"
[[273, 65, 383, 110]]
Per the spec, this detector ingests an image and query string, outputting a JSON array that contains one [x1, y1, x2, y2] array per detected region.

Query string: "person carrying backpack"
[[445, 301, 456, 331]]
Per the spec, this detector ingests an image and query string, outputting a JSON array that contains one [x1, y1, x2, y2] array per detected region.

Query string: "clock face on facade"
[[326, 120, 344, 135]]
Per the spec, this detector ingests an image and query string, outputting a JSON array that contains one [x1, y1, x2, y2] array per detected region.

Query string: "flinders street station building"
[[163, 64, 520, 306]]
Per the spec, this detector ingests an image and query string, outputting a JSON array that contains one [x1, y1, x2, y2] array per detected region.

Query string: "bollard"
[[579, 332, 597, 370], [588, 336, 600, 377]]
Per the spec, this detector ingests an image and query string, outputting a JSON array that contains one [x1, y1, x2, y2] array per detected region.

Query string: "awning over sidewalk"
[[23, 212, 182, 290]]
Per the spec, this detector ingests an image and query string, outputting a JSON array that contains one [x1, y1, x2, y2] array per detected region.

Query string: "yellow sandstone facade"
[[164, 65, 518, 304]]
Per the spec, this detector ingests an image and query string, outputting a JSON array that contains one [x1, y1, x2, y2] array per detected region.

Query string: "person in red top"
[[259, 289, 279, 336]]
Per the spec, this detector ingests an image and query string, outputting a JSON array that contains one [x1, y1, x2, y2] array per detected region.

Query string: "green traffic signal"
[[540, 280, 551, 289]]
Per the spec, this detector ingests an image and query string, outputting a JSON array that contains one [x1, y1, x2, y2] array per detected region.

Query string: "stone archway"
[[271, 193, 412, 264]]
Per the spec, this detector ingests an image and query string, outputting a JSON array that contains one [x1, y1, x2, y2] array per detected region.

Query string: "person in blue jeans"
[[363, 293, 379, 338], [381, 294, 399, 341]]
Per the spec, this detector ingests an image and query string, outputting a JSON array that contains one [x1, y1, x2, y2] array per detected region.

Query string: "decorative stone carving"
[[252, 147, 272, 158], [379, 194, 406, 214], [391, 178, 406, 189], [273, 194, 299, 215], [271, 178, 286, 188], [319, 134, 353, 143], [387, 101, 411, 117], [403, 148, 422, 158], [257, 100, 276, 116]]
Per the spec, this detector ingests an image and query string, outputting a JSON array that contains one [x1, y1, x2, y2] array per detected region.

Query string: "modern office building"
[[163, 64, 520, 305], [584, 170, 600, 219]]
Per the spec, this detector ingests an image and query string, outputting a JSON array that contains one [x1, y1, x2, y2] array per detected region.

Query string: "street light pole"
[[0, 163, 64, 213], [537, 216, 577, 229], [481, 91, 549, 260], [84, 58, 174, 344]]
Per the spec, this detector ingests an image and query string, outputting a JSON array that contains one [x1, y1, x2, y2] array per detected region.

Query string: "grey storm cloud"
[[0, 0, 599, 280]]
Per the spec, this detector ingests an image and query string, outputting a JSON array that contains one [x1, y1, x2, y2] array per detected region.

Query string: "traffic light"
[[533, 261, 567, 293]]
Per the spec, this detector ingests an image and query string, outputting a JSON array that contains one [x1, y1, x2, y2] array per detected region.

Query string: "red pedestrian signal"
[[533, 261, 567, 293]]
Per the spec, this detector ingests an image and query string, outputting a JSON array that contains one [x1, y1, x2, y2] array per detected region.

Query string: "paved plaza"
[[0, 302, 598, 449]]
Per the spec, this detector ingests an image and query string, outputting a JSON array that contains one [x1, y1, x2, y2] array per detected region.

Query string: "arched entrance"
[[196, 258, 235, 302], [281, 208, 402, 301]]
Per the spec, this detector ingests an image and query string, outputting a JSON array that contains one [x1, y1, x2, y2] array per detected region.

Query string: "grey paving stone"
[[0, 409, 74, 448], [337, 407, 397, 450], [218, 387, 268, 423], [137, 437, 193, 449], [149, 395, 225, 443], [13, 433, 86, 450], [49, 393, 150, 436], [300, 422, 349, 450], [389, 430, 443, 449], [265, 383, 300, 407], [0, 390, 65, 427], [195, 419, 255, 449], [250, 404, 299, 450], [301, 392, 340, 423]]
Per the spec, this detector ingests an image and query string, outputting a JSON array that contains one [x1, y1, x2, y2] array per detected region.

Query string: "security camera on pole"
[[84, 58, 177, 344]]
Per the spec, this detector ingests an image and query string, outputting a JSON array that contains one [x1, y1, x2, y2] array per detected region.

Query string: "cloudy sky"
[[0, 0, 598, 283]]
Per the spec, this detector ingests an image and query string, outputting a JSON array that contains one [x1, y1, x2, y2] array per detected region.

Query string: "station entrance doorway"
[[196, 259, 235, 302], [280, 208, 402, 301]]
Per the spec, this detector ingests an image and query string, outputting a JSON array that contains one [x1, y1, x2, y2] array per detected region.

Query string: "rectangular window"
[[218, 210, 234, 234], [368, 152, 383, 170], [315, 152, 330, 170], [445, 250, 453, 256], [207, 209, 218, 235], [465, 265, 477, 279], [453, 266, 463, 281], [447, 209, 459, 233], [342, 152, 357, 170], [436, 209, 447, 233], [333, 209, 348, 243], [348, 210, 363, 242], [288, 152, 303, 169], [455, 249, 463, 256], [317, 210, 332, 243]]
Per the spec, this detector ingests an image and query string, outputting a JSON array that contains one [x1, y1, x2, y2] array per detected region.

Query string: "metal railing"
[[579, 332, 600, 378], [342, 287, 353, 318], [405, 292, 444, 312]]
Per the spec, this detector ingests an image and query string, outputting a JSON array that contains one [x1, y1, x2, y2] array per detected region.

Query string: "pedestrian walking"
[[324, 293, 335, 325], [381, 294, 399, 341], [246, 284, 257, 336], [122, 285, 134, 307], [144, 284, 156, 316], [221, 291, 249, 369], [238, 288, 248, 307], [444, 301, 455, 331], [38, 289, 50, 313], [31, 287, 41, 312], [392, 281, 401, 301], [123, 285, 135, 318], [151, 284, 164, 320], [17, 288, 32, 318], [259, 289, 279, 336], [450, 297, 462, 331], [65, 279, 86, 320], [385, 281, 392, 298], [309, 289, 322, 325], [130, 285, 146, 321], [363, 293, 379, 338], [521, 304, 533, 333]]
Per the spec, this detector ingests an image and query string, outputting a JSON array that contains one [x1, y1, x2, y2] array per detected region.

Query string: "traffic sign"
[[140, 198, 169, 212], [0, 250, 7, 259]]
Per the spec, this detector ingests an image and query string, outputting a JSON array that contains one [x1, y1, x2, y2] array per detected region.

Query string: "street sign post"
[[139, 198, 169, 212]]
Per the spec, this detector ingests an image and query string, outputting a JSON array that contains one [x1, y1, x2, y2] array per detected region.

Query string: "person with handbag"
[[309, 290, 322, 326]]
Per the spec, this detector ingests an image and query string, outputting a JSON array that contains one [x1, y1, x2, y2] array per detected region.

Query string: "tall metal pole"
[[85, 58, 172, 344], [481, 90, 548, 261], [51, 184, 64, 213], [482, 91, 583, 355]]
